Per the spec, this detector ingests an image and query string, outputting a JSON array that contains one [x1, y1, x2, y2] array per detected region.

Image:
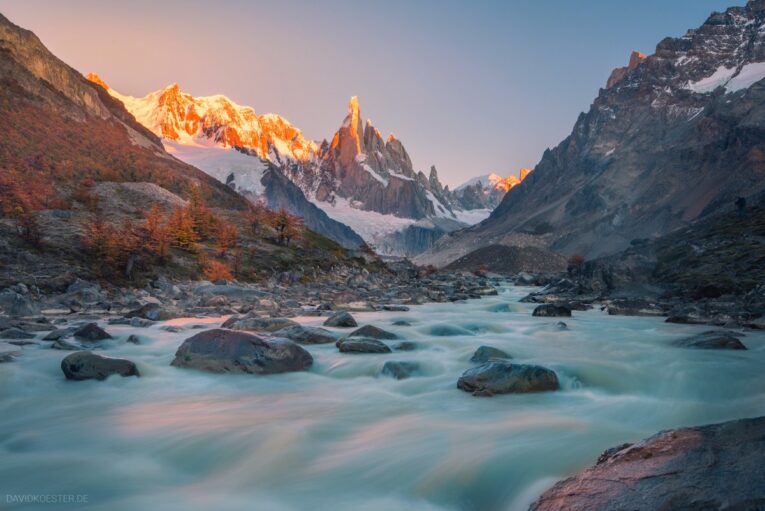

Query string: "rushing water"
[[1, 285, 764, 511]]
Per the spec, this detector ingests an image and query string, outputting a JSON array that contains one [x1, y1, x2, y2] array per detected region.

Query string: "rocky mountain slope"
[[0, 12, 369, 286], [419, 0, 765, 266], [97, 80, 500, 252]]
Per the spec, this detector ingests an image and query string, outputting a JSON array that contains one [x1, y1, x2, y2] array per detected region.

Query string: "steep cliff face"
[[0, 13, 246, 209], [420, 0, 765, 265]]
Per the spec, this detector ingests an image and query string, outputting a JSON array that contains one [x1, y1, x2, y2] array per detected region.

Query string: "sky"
[[0, 0, 741, 186]]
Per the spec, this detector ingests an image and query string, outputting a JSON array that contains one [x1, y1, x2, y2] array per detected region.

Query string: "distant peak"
[[606, 50, 647, 89], [387, 134, 397, 143], [163, 83, 181, 94], [86, 72, 108, 90], [348, 95, 360, 114]]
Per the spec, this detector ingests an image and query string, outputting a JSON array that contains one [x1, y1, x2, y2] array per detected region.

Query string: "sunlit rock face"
[[88, 75, 317, 162], [452, 169, 531, 210], [419, 0, 765, 266]]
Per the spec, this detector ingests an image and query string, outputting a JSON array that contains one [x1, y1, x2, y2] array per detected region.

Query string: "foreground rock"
[[470, 345, 511, 363], [323, 311, 358, 327], [272, 325, 336, 344], [381, 361, 420, 380], [673, 330, 747, 350], [532, 304, 572, 317], [171, 329, 312, 374], [221, 316, 299, 333], [349, 325, 397, 340], [0, 327, 36, 339], [336, 338, 391, 354], [61, 351, 139, 381], [530, 416, 765, 511], [457, 361, 559, 396]]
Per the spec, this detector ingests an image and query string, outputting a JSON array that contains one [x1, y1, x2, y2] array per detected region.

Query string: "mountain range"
[[87, 76, 525, 253], [418, 0, 765, 266]]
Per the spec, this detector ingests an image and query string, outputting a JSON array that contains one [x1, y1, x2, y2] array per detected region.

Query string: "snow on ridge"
[[726, 61, 765, 92], [687, 65, 737, 93], [163, 139, 267, 196]]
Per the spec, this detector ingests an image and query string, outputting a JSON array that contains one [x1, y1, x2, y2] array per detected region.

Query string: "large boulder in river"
[[73, 323, 112, 342], [530, 416, 765, 511], [171, 329, 312, 374], [673, 330, 747, 350], [323, 311, 358, 328], [349, 325, 397, 340], [272, 325, 336, 344], [470, 345, 511, 363], [457, 361, 559, 396], [336, 338, 391, 354], [221, 316, 299, 333], [532, 304, 572, 317], [61, 351, 139, 381]]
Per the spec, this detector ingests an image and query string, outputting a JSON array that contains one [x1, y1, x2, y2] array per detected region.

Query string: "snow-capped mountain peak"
[[89, 76, 317, 163]]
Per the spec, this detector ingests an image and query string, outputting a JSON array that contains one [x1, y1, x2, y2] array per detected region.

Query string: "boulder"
[[0, 327, 36, 339], [530, 416, 765, 511], [42, 328, 75, 341], [72, 323, 112, 342], [52, 339, 79, 350], [323, 311, 358, 328], [336, 338, 391, 354], [532, 304, 572, 317], [0, 291, 40, 317], [607, 298, 665, 317], [61, 351, 139, 381], [381, 361, 420, 380], [393, 341, 418, 351], [470, 345, 511, 363], [673, 330, 747, 350], [126, 303, 181, 321], [457, 361, 559, 396], [272, 325, 336, 344], [221, 316, 299, 333], [349, 325, 398, 340], [171, 329, 312, 374]]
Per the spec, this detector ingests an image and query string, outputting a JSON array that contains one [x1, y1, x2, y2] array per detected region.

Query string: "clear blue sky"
[[0, 0, 741, 186]]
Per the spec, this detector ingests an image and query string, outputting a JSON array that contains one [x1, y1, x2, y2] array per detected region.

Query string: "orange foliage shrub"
[[203, 259, 233, 282], [216, 220, 239, 256]]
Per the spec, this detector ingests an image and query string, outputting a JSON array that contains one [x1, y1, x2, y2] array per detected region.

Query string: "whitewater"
[[1, 286, 763, 511]]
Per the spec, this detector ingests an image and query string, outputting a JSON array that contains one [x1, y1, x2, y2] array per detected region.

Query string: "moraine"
[[1, 286, 764, 510]]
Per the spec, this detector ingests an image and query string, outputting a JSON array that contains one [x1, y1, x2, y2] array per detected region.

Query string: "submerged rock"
[[171, 329, 312, 374], [532, 304, 572, 317], [530, 416, 765, 511], [272, 325, 336, 344], [61, 351, 139, 381], [0, 327, 36, 339], [72, 323, 112, 342], [221, 316, 299, 333], [382, 361, 420, 380], [393, 341, 417, 351], [457, 361, 559, 396], [51, 339, 79, 350], [323, 311, 358, 328], [336, 338, 391, 354], [126, 303, 181, 321], [470, 345, 511, 363], [392, 320, 412, 326], [349, 325, 398, 340], [382, 304, 410, 312], [673, 330, 747, 350]]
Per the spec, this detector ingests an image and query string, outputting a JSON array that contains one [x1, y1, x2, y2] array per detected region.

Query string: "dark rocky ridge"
[[421, 0, 765, 266]]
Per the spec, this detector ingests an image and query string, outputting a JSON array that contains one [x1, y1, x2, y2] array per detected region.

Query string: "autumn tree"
[[245, 200, 269, 236], [271, 208, 304, 246], [186, 186, 217, 240], [144, 205, 170, 261], [81, 216, 141, 278], [168, 206, 199, 250], [216, 220, 239, 256]]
